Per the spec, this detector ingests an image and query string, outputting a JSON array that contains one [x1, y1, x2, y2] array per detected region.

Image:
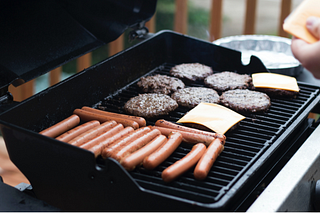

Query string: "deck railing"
[[8, 0, 293, 102]]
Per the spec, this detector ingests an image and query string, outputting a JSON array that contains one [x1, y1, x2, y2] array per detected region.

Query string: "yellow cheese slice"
[[283, 0, 320, 44], [252, 73, 299, 92], [177, 103, 245, 134]]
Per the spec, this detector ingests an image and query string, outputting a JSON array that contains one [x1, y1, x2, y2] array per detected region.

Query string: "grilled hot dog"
[[39, 114, 80, 138], [143, 132, 182, 170], [161, 143, 206, 183]]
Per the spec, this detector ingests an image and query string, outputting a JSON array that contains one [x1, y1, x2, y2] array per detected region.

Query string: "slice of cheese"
[[177, 103, 245, 134], [252, 73, 299, 92], [283, 0, 320, 44]]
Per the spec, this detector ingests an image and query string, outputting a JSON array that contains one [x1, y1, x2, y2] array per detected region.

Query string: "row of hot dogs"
[[39, 106, 226, 182]]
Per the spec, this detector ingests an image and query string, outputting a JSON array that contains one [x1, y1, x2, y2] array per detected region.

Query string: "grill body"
[[0, 31, 320, 211]]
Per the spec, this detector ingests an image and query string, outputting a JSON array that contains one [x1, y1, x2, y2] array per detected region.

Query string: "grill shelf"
[[94, 62, 320, 205]]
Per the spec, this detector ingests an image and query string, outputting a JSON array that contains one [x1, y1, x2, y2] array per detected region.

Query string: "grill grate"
[[95, 62, 320, 204]]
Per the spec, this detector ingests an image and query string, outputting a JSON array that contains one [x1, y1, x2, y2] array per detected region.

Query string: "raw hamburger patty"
[[171, 87, 220, 108], [220, 89, 271, 113], [124, 93, 179, 118], [170, 63, 213, 82], [137, 74, 185, 95], [204, 71, 252, 92]]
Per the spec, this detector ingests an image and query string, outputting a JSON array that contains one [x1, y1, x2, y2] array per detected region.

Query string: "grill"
[[1, 29, 320, 211]]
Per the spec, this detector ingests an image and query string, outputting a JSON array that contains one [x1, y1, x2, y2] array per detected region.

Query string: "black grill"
[[94, 62, 320, 205]]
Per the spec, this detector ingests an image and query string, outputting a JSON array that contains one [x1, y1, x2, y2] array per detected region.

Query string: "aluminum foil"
[[213, 35, 303, 76]]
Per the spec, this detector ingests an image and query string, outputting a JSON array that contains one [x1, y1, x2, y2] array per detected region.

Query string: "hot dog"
[[101, 127, 151, 159], [194, 138, 224, 180], [39, 114, 80, 138], [68, 120, 117, 146], [81, 106, 146, 128], [89, 126, 135, 157], [155, 119, 226, 141], [143, 132, 182, 170], [55, 120, 100, 142], [73, 109, 139, 129], [80, 123, 124, 150], [161, 143, 206, 183], [112, 128, 161, 163], [149, 126, 215, 147], [121, 135, 167, 171]]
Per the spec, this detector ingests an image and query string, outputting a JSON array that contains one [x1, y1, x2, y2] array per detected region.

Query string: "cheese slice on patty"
[[252, 73, 299, 92], [283, 0, 320, 44], [177, 103, 245, 134]]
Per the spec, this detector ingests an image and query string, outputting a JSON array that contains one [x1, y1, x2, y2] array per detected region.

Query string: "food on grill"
[[154, 119, 226, 141], [124, 93, 179, 118], [121, 135, 167, 171], [254, 87, 300, 98], [143, 132, 182, 170], [170, 63, 213, 82], [74, 108, 139, 129], [171, 87, 220, 108], [220, 89, 271, 113], [162, 143, 206, 183], [89, 127, 134, 158], [82, 106, 146, 127], [111, 129, 161, 163], [56, 120, 100, 143], [137, 74, 185, 95], [204, 71, 252, 92], [101, 127, 151, 159], [68, 120, 118, 146], [80, 124, 125, 150], [150, 126, 216, 147], [39, 114, 80, 138], [194, 138, 225, 180]]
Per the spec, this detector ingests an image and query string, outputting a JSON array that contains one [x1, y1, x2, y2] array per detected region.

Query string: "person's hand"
[[291, 16, 320, 79]]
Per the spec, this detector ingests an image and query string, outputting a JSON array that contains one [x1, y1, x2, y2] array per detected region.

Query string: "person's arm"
[[291, 16, 320, 79]]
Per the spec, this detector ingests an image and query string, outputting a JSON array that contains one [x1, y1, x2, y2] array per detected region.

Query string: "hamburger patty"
[[253, 87, 299, 99], [170, 63, 213, 82], [124, 93, 179, 118], [171, 87, 220, 108], [220, 89, 271, 113], [137, 74, 185, 95], [204, 71, 252, 92]]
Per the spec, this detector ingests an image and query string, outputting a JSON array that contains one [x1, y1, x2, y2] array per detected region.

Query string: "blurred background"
[[0, 0, 304, 187]]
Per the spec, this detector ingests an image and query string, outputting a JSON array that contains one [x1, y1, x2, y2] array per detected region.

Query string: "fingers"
[[306, 16, 320, 40]]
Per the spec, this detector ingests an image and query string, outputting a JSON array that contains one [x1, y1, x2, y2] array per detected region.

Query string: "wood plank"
[[77, 52, 92, 73], [278, 0, 292, 37], [146, 13, 156, 33], [243, 0, 257, 35], [109, 34, 124, 57], [209, 0, 223, 41], [174, 0, 188, 34], [50, 67, 61, 86]]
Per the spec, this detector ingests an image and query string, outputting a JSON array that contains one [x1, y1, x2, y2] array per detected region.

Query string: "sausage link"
[[89, 126, 134, 158], [142, 132, 182, 170], [112, 129, 161, 163], [80, 124, 124, 150], [101, 127, 151, 159], [55, 120, 100, 142], [81, 106, 146, 128], [39, 114, 80, 138], [68, 120, 117, 146], [150, 126, 215, 147], [73, 109, 139, 129], [155, 119, 226, 141], [194, 138, 224, 180], [121, 135, 167, 171], [161, 143, 206, 183]]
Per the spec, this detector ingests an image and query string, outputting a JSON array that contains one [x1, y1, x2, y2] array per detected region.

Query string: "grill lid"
[[0, 0, 157, 95]]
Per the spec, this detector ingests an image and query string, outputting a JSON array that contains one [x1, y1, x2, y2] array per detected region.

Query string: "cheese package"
[[177, 103, 245, 134], [283, 0, 320, 44], [252, 72, 299, 92]]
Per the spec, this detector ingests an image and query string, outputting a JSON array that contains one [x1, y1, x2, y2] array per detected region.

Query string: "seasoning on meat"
[[220, 89, 271, 113], [137, 74, 185, 95], [170, 63, 213, 82], [204, 71, 252, 92], [171, 87, 220, 108], [124, 93, 179, 118]]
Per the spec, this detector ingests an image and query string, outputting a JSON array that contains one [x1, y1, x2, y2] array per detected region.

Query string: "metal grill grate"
[[96, 62, 320, 204]]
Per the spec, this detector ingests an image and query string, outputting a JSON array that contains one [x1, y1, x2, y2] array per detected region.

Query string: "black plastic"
[[0, 31, 319, 211], [0, 0, 157, 94]]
